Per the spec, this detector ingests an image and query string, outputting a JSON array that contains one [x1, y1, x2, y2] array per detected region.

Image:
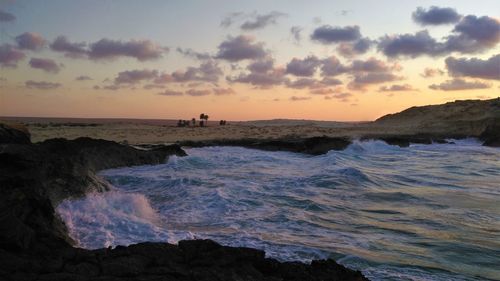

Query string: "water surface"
[[57, 140, 500, 280]]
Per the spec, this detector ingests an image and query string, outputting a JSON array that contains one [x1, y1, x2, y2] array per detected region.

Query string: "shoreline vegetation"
[[0, 98, 498, 280]]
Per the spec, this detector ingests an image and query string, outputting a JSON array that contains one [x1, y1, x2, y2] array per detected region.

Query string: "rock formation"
[[0, 124, 368, 281], [374, 98, 500, 146], [179, 136, 352, 155]]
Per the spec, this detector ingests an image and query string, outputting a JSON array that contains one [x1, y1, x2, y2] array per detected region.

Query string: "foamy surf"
[[57, 140, 500, 280]]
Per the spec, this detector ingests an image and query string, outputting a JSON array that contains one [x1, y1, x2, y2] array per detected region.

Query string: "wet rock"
[[179, 136, 352, 155], [480, 120, 500, 147]]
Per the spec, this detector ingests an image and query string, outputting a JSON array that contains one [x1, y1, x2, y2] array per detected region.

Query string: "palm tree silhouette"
[[199, 113, 209, 126]]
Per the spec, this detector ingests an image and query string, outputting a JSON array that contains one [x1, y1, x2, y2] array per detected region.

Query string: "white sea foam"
[[57, 140, 500, 280]]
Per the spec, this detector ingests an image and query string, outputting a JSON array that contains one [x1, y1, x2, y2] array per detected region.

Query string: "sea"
[[57, 139, 500, 281]]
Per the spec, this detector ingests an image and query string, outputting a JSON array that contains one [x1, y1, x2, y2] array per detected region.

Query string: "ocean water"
[[57, 139, 500, 281]]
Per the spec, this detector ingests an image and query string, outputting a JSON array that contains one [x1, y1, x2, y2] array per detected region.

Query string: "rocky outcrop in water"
[[480, 122, 500, 147], [179, 136, 352, 155], [0, 124, 368, 280]]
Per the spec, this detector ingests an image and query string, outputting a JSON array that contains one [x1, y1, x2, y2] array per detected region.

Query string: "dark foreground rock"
[[179, 136, 352, 155], [0, 239, 368, 281], [0, 125, 368, 281], [0, 122, 31, 144]]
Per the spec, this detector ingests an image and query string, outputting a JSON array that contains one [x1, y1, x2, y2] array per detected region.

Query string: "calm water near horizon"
[[57, 139, 500, 281]]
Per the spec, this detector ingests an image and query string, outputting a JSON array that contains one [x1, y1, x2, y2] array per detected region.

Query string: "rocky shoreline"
[[0, 124, 369, 281]]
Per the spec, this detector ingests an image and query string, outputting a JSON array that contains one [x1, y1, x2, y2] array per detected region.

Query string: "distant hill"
[[242, 119, 365, 128], [374, 98, 500, 137]]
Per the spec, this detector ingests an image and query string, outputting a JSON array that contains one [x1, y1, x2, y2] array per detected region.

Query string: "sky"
[[0, 0, 499, 121]]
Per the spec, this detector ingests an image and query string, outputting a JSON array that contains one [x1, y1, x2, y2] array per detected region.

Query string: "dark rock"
[[480, 120, 500, 147], [0, 123, 31, 144], [101, 256, 149, 277], [179, 136, 352, 155], [64, 262, 100, 277]]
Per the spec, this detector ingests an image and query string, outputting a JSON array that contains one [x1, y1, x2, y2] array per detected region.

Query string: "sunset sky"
[[1, 0, 499, 121]]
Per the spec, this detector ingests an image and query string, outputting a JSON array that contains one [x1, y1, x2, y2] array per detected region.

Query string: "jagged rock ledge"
[[0, 124, 368, 281], [178, 136, 352, 155]]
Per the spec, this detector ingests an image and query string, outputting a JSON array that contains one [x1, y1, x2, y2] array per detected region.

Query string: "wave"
[[57, 140, 500, 280], [57, 191, 188, 249]]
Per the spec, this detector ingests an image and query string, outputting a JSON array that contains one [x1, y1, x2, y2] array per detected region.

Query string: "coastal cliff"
[[0, 123, 368, 281], [373, 98, 500, 146]]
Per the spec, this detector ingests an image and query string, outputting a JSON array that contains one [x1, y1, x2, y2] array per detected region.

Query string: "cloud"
[[379, 84, 417, 92], [349, 72, 402, 90], [420, 67, 444, 78], [320, 56, 398, 80], [228, 70, 286, 88], [25, 80, 61, 90], [286, 78, 322, 89], [29, 58, 61, 73], [285, 55, 321, 77], [176, 48, 211, 60], [114, 61, 223, 86], [114, 69, 158, 84], [429, 78, 490, 91], [101, 85, 122, 91], [412, 6, 461, 25], [213, 87, 236, 95], [318, 56, 402, 91], [286, 77, 342, 90], [350, 57, 397, 72], [186, 89, 211, 96], [0, 9, 15, 22], [336, 38, 372, 57], [290, 26, 302, 44], [378, 16, 500, 58], [290, 96, 311, 101], [324, 92, 352, 102], [157, 89, 183, 96], [227, 58, 287, 88], [320, 56, 349, 76], [15, 32, 46, 50], [75, 75, 92, 81], [216, 35, 267, 61], [0, 44, 25, 67], [220, 12, 244, 28], [310, 88, 335, 95], [88, 38, 166, 61], [445, 54, 500, 80], [449, 16, 500, 51], [240, 11, 286, 30], [143, 84, 165, 90], [153, 73, 174, 84], [50, 36, 88, 58], [171, 60, 223, 83], [352, 72, 401, 84], [378, 30, 444, 58], [311, 25, 361, 44]]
